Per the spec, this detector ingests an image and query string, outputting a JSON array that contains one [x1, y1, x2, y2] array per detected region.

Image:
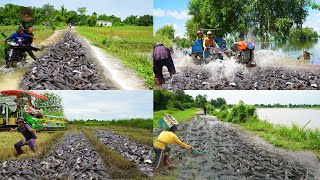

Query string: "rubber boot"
[[164, 154, 170, 166]]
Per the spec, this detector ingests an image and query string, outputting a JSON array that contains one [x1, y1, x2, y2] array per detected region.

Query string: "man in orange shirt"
[[203, 31, 219, 51]]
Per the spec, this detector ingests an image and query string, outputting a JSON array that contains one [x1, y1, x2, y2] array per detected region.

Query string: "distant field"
[[0, 25, 56, 59], [153, 108, 197, 128], [0, 131, 64, 160], [77, 26, 154, 88]]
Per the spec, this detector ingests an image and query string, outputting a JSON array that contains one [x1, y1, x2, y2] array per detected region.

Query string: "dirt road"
[[159, 115, 320, 179]]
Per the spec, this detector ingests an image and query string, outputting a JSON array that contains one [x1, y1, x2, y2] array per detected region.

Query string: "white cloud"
[[316, 12, 320, 17], [154, 8, 192, 20]]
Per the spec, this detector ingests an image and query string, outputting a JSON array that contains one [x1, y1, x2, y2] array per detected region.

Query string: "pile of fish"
[[0, 133, 110, 179], [20, 32, 114, 90], [164, 66, 320, 90], [166, 117, 315, 179], [94, 130, 153, 177]]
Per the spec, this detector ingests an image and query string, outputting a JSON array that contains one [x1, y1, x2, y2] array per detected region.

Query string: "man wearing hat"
[[10, 117, 37, 156], [196, 30, 204, 51], [203, 31, 219, 51], [153, 125, 193, 170]]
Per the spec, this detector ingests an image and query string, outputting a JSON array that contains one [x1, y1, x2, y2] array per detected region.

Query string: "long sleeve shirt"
[[154, 130, 192, 150]]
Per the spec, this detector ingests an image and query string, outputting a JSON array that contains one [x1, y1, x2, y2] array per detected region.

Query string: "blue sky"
[[34, 90, 153, 120], [154, 0, 320, 37], [186, 91, 320, 105], [0, 0, 153, 20]]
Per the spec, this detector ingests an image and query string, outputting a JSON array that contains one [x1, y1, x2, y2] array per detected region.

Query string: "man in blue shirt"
[[3, 26, 43, 56], [10, 117, 37, 156]]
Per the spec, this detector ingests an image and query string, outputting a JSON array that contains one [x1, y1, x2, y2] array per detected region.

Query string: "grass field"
[[0, 25, 56, 59], [0, 131, 65, 160], [153, 108, 197, 128], [76, 26, 154, 88]]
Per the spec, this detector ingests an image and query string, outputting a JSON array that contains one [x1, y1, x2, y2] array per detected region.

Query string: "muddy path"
[[160, 50, 320, 90], [157, 115, 320, 179], [19, 31, 115, 90], [94, 130, 153, 177], [0, 132, 110, 179]]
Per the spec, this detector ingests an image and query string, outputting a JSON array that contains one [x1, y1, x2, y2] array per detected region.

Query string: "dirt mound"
[[164, 65, 320, 90], [94, 130, 153, 177], [167, 117, 317, 179], [0, 133, 110, 179], [19, 32, 115, 90]]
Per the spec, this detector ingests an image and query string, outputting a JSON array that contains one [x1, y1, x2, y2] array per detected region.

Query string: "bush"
[[226, 102, 257, 123], [289, 27, 318, 40]]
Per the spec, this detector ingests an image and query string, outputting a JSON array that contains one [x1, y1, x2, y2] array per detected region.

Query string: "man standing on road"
[[153, 125, 193, 170], [203, 105, 207, 116], [10, 117, 37, 156], [153, 43, 176, 85]]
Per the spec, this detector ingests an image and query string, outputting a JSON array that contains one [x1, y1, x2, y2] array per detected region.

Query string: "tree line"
[[154, 90, 227, 111], [154, 90, 320, 112], [0, 3, 153, 29], [186, 0, 319, 42]]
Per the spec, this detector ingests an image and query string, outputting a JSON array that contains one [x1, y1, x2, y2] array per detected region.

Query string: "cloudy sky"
[[34, 90, 153, 120], [185, 90, 320, 105], [1, 0, 153, 20], [154, 0, 320, 37]]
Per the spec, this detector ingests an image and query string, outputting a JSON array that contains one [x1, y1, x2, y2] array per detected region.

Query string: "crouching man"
[[10, 117, 37, 156], [153, 125, 193, 170]]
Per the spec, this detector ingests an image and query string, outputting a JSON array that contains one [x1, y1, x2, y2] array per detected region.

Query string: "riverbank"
[[212, 104, 320, 158]]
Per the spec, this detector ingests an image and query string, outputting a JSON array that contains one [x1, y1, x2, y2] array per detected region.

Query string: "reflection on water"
[[257, 108, 320, 130], [255, 39, 320, 65], [0, 60, 29, 89]]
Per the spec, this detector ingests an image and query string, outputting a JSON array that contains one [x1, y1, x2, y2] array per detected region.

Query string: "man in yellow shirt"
[[153, 125, 193, 170], [203, 31, 219, 51]]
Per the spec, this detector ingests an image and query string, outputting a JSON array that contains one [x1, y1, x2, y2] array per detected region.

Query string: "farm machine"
[[0, 90, 66, 131]]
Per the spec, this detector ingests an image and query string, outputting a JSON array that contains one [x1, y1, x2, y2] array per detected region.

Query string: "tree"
[[156, 25, 175, 39], [195, 94, 207, 108], [34, 92, 64, 116], [123, 15, 138, 25], [87, 12, 97, 27], [137, 15, 153, 26], [77, 7, 87, 16]]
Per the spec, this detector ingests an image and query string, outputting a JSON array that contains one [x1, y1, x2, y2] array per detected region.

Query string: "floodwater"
[[256, 108, 320, 130], [255, 39, 320, 65], [0, 60, 30, 89]]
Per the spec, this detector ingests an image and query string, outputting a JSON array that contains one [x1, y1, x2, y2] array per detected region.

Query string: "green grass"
[[153, 108, 197, 128], [68, 118, 152, 129], [212, 104, 320, 158], [0, 130, 65, 160], [0, 25, 56, 59], [76, 26, 153, 88], [82, 128, 147, 179]]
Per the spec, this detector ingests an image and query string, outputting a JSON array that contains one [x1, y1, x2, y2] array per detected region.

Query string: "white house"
[[96, 20, 112, 26]]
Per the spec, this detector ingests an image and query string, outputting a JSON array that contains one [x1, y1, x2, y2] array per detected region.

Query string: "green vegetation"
[[211, 102, 320, 157], [82, 128, 146, 179], [153, 108, 196, 128], [77, 26, 153, 88], [0, 3, 152, 27], [289, 27, 319, 40], [0, 131, 65, 160], [68, 118, 152, 146], [34, 92, 64, 116], [255, 103, 320, 108], [186, 0, 319, 42], [68, 118, 152, 130]]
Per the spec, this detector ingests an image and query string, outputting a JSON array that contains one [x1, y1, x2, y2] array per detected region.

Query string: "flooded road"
[[256, 108, 320, 130]]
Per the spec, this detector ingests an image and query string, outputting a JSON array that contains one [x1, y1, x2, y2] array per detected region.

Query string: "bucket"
[[158, 114, 178, 130]]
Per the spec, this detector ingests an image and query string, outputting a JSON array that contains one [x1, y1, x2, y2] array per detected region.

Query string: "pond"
[[256, 108, 320, 130]]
